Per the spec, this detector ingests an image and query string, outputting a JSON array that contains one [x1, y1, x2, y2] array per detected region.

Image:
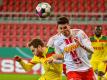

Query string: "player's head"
[[28, 38, 45, 57], [94, 25, 102, 37], [57, 16, 71, 37]]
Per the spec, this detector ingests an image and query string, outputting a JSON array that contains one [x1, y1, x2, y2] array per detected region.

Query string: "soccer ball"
[[36, 2, 51, 18]]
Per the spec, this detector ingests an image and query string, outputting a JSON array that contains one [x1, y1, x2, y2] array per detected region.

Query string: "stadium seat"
[[53, 0, 59, 12], [0, 0, 107, 13], [0, 38, 4, 47], [59, 0, 65, 12]]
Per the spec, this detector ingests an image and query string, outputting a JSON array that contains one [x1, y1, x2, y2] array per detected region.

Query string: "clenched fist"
[[14, 56, 22, 62]]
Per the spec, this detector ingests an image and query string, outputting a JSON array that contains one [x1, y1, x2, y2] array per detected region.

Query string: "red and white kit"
[[47, 29, 96, 80]]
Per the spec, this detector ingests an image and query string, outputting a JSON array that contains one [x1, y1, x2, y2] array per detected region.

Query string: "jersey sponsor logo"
[[91, 40, 97, 42], [93, 47, 104, 50], [91, 40, 107, 42], [99, 40, 107, 42], [64, 37, 82, 65]]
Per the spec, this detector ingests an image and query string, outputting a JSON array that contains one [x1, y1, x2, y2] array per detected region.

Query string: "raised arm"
[[14, 56, 34, 71], [63, 30, 94, 54], [14, 56, 47, 71], [76, 30, 94, 54]]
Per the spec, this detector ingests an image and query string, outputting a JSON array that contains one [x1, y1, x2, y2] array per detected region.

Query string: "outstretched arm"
[[14, 55, 47, 71], [74, 37, 94, 54], [77, 30, 94, 54], [14, 56, 34, 71]]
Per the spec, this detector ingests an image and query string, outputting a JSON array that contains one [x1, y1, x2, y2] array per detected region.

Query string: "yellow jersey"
[[90, 35, 107, 61], [19, 47, 62, 80]]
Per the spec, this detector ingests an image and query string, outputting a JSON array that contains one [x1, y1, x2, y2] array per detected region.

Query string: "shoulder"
[[102, 35, 107, 40], [90, 36, 95, 41], [33, 56, 40, 59], [71, 29, 85, 35], [49, 33, 61, 41], [47, 33, 62, 47], [30, 56, 40, 63], [71, 29, 81, 34], [52, 34, 65, 47], [72, 29, 88, 39]]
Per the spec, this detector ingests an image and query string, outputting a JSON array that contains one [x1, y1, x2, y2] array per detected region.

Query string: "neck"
[[96, 35, 101, 38]]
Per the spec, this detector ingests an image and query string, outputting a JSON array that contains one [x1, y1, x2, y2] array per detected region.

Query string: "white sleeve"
[[47, 36, 54, 47], [77, 30, 94, 52], [54, 44, 63, 54], [47, 34, 59, 48]]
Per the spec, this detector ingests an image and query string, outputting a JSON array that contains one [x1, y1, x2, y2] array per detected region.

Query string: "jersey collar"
[[94, 35, 102, 41]]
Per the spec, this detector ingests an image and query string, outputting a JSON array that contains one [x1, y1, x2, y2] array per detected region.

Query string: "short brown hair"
[[57, 16, 69, 24], [28, 38, 44, 48]]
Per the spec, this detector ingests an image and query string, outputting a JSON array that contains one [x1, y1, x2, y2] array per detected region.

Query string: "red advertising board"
[[0, 58, 42, 74]]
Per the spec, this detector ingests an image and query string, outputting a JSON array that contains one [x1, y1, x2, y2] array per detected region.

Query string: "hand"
[[14, 56, 22, 62], [74, 37, 81, 46], [74, 38, 86, 49], [52, 54, 63, 60]]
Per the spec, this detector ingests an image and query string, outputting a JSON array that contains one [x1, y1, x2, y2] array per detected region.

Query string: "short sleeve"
[[47, 34, 61, 48], [47, 36, 54, 47], [54, 45, 63, 54]]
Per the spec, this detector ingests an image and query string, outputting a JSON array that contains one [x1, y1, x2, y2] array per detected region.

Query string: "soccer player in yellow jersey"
[[14, 38, 63, 80], [90, 25, 107, 80]]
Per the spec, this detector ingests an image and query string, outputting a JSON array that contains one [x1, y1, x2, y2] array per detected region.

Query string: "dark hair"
[[96, 25, 102, 28], [57, 16, 69, 24], [95, 25, 102, 30], [28, 38, 44, 48]]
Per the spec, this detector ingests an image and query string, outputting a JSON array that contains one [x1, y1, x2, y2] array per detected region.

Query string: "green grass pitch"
[[0, 74, 67, 80]]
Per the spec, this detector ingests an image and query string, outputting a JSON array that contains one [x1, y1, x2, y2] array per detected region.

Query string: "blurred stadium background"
[[0, 0, 107, 80]]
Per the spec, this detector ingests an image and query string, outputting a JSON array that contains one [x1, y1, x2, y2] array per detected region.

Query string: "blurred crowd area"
[[0, 0, 107, 47]]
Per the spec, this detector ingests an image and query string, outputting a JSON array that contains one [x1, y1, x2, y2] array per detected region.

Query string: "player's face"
[[29, 45, 43, 56], [58, 24, 71, 37], [95, 27, 102, 36]]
